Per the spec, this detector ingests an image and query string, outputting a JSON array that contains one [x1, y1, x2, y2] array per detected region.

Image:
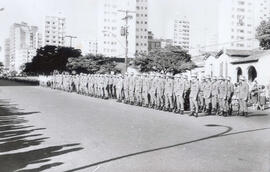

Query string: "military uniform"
[[123, 74, 129, 103], [189, 76, 200, 117], [149, 75, 158, 108], [218, 77, 228, 116], [203, 77, 212, 115], [142, 74, 149, 107], [135, 75, 143, 105], [174, 75, 185, 114], [198, 78, 206, 112], [226, 77, 234, 116], [239, 76, 249, 117], [211, 77, 219, 114], [156, 75, 165, 109], [164, 75, 174, 111]]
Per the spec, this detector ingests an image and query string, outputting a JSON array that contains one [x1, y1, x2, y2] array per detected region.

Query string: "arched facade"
[[236, 67, 242, 82], [247, 65, 257, 82]]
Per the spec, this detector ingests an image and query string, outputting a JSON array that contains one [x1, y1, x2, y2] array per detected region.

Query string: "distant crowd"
[[39, 72, 268, 118]]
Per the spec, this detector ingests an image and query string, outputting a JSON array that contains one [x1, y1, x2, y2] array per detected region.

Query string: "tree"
[[66, 54, 121, 74], [134, 46, 196, 74], [24, 45, 81, 75], [256, 20, 270, 50]]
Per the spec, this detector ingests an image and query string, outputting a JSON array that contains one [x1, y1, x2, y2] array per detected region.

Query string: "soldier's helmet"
[[218, 76, 224, 80], [191, 74, 197, 78], [174, 74, 180, 78]]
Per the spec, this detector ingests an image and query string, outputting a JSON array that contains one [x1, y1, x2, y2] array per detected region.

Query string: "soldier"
[[199, 76, 206, 112], [226, 76, 234, 116], [174, 74, 186, 114], [203, 76, 212, 115], [211, 76, 219, 115], [103, 75, 109, 99], [123, 73, 129, 103], [142, 73, 150, 107], [135, 74, 143, 106], [116, 74, 124, 102], [108, 75, 113, 98], [218, 76, 228, 116], [164, 74, 174, 112], [156, 74, 165, 110], [149, 74, 158, 108], [129, 73, 135, 104], [239, 76, 249, 117], [189, 75, 200, 117], [112, 75, 118, 99]]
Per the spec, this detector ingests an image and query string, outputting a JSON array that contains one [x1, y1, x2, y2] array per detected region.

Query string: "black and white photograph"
[[0, 0, 269, 171]]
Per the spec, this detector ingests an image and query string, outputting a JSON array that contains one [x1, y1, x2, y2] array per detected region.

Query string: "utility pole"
[[65, 35, 77, 47], [118, 9, 136, 72], [95, 39, 98, 56]]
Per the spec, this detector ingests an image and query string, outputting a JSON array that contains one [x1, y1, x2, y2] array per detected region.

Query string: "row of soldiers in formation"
[[39, 72, 250, 117]]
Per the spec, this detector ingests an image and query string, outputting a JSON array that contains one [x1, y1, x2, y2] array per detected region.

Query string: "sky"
[[0, 0, 219, 60]]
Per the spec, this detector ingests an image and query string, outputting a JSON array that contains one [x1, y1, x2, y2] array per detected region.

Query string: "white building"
[[203, 49, 270, 85], [217, 0, 270, 50], [76, 40, 98, 55], [44, 16, 66, 47], [4, 39, 10, 70], [89, 41, 98, 55], [173, 16, 190, 50], [7, 22, 42, 72], [97, 0, 148, 58]]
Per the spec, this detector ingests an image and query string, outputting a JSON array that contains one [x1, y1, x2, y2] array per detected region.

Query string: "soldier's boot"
[[245, 112, 248, 117], [180, 109, 184, 115], [206, 109, 210, 116], [223, 111, 228, 117], [195, 112, 199, 118], [189, 111, 195, 116]]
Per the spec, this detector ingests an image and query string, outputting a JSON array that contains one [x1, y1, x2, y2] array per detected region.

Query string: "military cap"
[[191, 74, 197, 78]]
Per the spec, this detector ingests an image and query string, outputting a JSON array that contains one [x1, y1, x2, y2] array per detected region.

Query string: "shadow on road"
[[247, 113, 269, 118], [65, 124, 270, 172], [0, 100, 83, 172], [0, 79, 39, 87]]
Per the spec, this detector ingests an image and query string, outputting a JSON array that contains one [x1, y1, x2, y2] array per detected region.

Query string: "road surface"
[[0, 79, 269, 172]]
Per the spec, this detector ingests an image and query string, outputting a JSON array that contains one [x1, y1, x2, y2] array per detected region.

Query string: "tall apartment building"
[[6, 22, 42, 72], [4, 39, 10, 70], [217, 0, 270, 50], [135, 0, 148, 54], [97, 0, 148, 58], [89, 41, 98, 55], [44, 16, 66, 47], [76, 40, 98, 55], [173, 16, 190, 50]]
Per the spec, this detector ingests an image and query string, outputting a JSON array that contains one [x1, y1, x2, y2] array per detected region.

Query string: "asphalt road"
[[0, 79, 269, 172]]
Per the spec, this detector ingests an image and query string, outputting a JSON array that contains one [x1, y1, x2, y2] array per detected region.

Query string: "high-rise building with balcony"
[[217, 0, 270, 50], [173, 16, 190, 51], [97, 0, 148, 58], [44, 16, 66, 47], [7, 22, 42, 72]]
